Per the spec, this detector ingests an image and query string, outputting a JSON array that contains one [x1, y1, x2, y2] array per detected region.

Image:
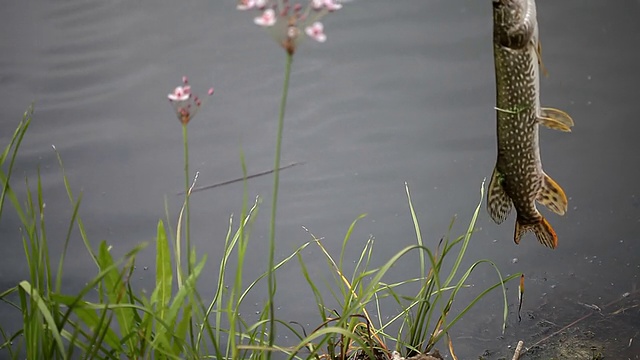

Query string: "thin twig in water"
[[511, 340, 524, 360], [518, 274, 525, 322], [177, 161, 304, 194], [447, 333, 458, 360]]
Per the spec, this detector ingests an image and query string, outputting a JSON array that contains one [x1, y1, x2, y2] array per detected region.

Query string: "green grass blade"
[[351, 236, 374, 291], [53, 242, 146, 347], [55, 193, 82, 294], [443, 180, 485, 287], [0, 329, 22, 359], [0, 115, 27, 164], [236, 241, 312, 311], [53, 146, 98, 265], [173, 302, 192, 354], [97, 241, 136, 355], [154, 254, 206, 350], [338, 213, 367, 276], [284, 325, 372, 360], [442, 262, 520, 336], [296, 252, 327, 320], [18, 281, 67, 360], [405, 182, 426, 282], [154, 220, 172, 320], [53, 293, 121, 351], [0, 106, 32, 222]]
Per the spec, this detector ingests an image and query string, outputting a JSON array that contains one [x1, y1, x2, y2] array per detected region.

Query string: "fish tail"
[[514, 216, 558, 249]]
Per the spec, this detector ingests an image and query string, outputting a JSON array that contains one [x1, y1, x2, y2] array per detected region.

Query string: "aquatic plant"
[[167, 76, 214, 126], [235, 1, 344, 357], [167, 76, 215, 276], [237, 0, 340, 54]]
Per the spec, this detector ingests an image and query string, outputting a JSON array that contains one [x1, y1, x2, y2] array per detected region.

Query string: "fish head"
[[492, 0, 537, 50], [492, 0, 525, 19]]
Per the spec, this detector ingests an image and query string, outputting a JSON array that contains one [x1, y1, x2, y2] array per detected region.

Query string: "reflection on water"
[[1, 1, 639, 357]]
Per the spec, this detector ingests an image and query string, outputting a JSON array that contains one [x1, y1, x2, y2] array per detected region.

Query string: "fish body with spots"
[[487, 0, 574, 249]]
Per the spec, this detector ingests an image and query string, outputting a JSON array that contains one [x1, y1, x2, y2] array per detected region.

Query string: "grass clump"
[[291, 182, 520, 360]]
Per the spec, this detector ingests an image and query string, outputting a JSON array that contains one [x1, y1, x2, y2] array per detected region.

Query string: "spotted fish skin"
[[488, 0, 574, 249]]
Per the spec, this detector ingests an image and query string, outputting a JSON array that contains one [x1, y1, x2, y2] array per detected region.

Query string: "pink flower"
[[237, 0, 267, 10], [167, 77, 214, 125], [323, 0, 342, 11], [305, 22, 326, 42], [238, 0, 344, 54], [254, 8, 276, 26], [312, 0, 342, 11], [168, 86, 190, 101], [237, 0, 255, 10]]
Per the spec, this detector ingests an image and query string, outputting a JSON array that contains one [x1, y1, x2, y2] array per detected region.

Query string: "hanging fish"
[[488, 0, 574, 248]]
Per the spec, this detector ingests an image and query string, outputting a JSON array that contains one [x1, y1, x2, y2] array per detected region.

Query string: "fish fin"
[[535, 40, 549, 77], [538, 107, 574, 132], [514, 216, 558, 249], [536, 173, 568, 215], [487, 167, 512, 224]]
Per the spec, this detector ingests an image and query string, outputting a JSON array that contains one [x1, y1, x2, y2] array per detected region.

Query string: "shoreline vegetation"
[[0, 109, 520, 359], [0, 2, 524, 359]]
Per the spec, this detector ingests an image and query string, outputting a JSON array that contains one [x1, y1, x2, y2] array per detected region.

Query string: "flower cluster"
[[167, 76, 214, 125], [237, 0, 343, 54]]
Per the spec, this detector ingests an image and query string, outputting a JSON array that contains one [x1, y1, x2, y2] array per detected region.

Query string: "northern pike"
[[488, 0, 574, 249]]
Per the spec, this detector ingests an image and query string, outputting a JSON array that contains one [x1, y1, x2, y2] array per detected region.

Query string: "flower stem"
[[267, 51, 293, 358], [182, 122, 197, 348], [182, 123, 191, 276]]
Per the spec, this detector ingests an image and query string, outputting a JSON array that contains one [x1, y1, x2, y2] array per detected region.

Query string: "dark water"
[[1, 0, 639, 358]]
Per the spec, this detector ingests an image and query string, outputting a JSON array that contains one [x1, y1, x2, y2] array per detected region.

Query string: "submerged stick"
[[178, 161, 304, 194], [511, 340, 524, 360], [518, 274, 525, 322]]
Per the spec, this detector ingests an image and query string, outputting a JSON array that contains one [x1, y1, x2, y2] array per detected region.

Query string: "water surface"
[[1, 1, 639, 358]]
